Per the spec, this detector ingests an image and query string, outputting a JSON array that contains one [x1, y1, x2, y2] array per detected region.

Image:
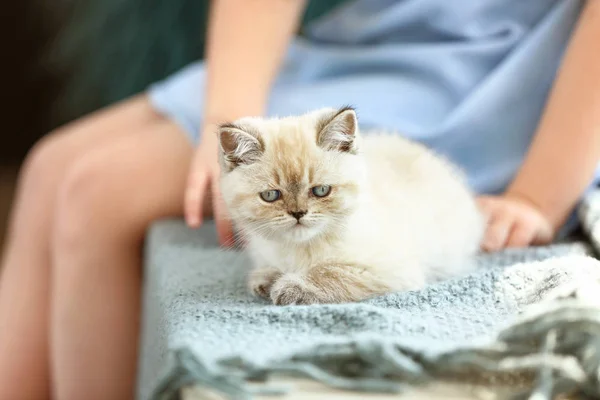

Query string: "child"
[[1, 0, 599, 399]]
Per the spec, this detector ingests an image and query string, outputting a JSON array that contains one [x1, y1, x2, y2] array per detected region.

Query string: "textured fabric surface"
[[137, 188, 600, 400], [148, 0, 600, 196]]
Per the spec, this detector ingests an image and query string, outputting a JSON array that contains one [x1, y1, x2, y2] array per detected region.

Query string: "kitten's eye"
[[259, 190, 281, 202], [311, 185, 331, 198]]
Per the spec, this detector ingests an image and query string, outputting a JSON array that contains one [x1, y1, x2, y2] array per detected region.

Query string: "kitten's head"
[[217, 107, 365, 243]]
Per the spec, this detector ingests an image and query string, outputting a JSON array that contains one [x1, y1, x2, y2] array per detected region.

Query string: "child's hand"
[[185, 123, 235, 247], [476, 194, 555, 252]]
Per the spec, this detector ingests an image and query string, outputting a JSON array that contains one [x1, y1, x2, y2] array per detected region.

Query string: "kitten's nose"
[[289, 210, 307, 221]]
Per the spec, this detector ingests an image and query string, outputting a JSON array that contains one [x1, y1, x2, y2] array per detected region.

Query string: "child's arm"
[[480, 1, 600, 251], [203, 0, 307, 123], [185, 0, 307, 244]]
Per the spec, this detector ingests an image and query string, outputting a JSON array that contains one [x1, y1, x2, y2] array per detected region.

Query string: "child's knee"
[[55, 162, 111, 243], [53, 155, 146, 250], [19, 129, 78, 195]]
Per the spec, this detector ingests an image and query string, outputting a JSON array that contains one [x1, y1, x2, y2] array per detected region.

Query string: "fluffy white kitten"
[[217, 107, 484, 305]]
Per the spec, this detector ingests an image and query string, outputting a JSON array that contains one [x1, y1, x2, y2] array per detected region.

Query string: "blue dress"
[[148, 0, 598, 233]]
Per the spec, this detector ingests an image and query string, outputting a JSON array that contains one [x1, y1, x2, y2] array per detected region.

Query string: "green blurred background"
[[2, 0, 348, 162], [49, 0, 349, 129]]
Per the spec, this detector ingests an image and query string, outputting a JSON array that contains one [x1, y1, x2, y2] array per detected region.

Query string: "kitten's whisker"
[[239, 223, 276, 241]]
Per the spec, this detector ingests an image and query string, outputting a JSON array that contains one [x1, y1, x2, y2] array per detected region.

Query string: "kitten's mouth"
[[285, 220, 319, 242], [289, 219, 312, 231]]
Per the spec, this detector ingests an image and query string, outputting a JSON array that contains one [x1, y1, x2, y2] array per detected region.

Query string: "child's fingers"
[[216, 219, 235, 247], [482, 212, 513, 252], [211, 180, 235, 247], [506, 222, 537, 248], [184, 167, 208, 228], [532, 222, 554, 246]]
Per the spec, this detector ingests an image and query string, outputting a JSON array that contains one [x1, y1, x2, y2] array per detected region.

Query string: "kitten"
[[217, 107, 485, 305]]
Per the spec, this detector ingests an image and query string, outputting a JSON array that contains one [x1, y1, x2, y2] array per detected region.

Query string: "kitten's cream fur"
[[218, 107, 484, 305]]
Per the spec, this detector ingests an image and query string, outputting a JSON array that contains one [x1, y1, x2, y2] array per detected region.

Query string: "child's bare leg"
[[51, 121, 192, 400], [0, 95, 167, 399]]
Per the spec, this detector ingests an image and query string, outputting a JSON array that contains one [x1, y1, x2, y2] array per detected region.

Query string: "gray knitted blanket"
[[138, 190, 600, 400]]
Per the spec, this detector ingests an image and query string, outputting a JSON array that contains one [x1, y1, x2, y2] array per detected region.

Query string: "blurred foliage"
[[47, 0, 349, 125]]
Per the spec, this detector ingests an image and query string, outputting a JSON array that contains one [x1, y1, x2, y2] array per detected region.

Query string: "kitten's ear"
[[218, 123, 264, 170], [316, 107, 358, 154]]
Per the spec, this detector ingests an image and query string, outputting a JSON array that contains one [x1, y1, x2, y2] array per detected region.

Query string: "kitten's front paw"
[[248, 267, 282, 299], [270, 276, 320, 306]]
